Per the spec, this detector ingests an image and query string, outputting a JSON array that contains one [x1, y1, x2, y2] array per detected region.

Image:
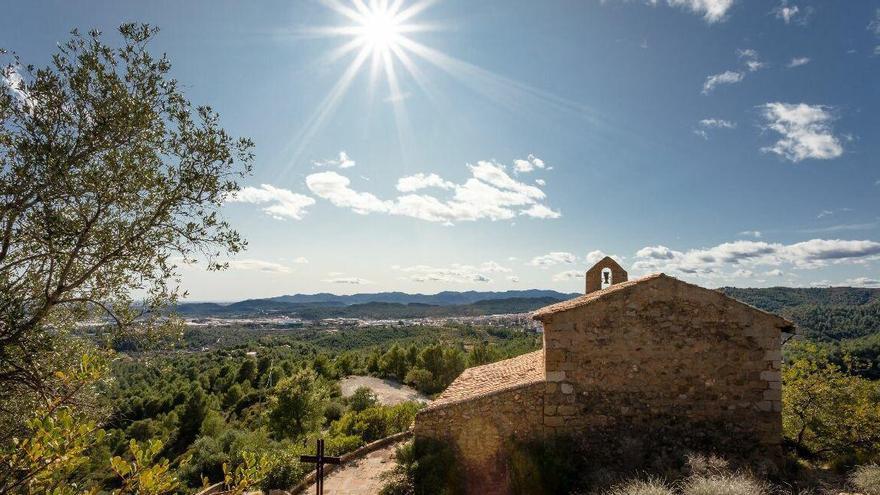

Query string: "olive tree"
[[0, 23, 253, 489]]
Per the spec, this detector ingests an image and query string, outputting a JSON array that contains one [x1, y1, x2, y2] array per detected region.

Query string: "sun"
[[357, 7, 403, 53]]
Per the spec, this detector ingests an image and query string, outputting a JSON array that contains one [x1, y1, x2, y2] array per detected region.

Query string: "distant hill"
[[266, 289, 578, 306], [720, 286, 880, 341], [173, 293, 573, 320]]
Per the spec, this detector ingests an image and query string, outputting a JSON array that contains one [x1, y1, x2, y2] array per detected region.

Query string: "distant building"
[[415, 257, 792, 493]]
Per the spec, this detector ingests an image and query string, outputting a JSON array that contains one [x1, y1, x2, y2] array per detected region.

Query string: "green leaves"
[[110, 438, 180, 495], [783, 344, 880, 462]]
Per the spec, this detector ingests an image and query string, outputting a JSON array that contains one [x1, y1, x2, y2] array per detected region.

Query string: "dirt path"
[[339, 376, 429, 405], [301, 440, 403, 495]]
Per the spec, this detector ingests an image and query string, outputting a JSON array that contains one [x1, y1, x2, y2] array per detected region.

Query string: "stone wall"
[[540, 274, 784, 463], [414, 382, 544, 492]]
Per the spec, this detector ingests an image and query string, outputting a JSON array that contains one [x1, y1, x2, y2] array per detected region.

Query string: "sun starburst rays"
[[280, 0, 612, 178]]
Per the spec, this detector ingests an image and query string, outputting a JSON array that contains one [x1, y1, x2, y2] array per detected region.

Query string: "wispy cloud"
[[737, 49, 765, 72], [529, 251, 577, 267], [552, 270, 585, 282], [797, 222, 878, 234], [773, 1, 811, 25], [702, 49, 765, 95], [787, 57, 810, 68], [702, 70, 744, 94], [313, 151, 356, 168], [759, 103, 844, 162], [694, 118, 737, 139], [227, 184, 316, 220], [738, 230, 763, 238], [816, 207, 852, 219], [227, 259, 293, 273], [667, 0, 735, 23], [323, 275, 372, 284], [393, 261, 510, 283], [305, 158, 560, 224], [606, 0, 735, 24]]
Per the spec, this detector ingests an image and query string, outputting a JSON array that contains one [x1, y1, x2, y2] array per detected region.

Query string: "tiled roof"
[[424, 350, 544, 411], [531, 272, 795, 331], [531, 273, 666, 321]]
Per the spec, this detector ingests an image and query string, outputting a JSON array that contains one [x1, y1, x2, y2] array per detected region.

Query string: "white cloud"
[[868, 8, 880, 36], [394, 261, 510, 283], [507, 275, 520, 283], [323, 276, 372, 284], [667, 0, 735, 23], [632, 238, 880, 278], [737, 49, 765, 72], [535, 179, 546, 186], [513, 154, 547, 174], [396, 173, 455, 192], [306, 171, 392, 214], [702, 70, 744, 94], [553, 270, 585, 282], [585, 250, 622, 265], [700, 118, 737, 129], [313, 151, 356, 169], [759, 103, 844, 162], [636, 245, 677, 260], [787, 57, 810, 68], [2, 66, 35, 110], [227, 184, 316, 220], [773, 1, 812, 25], [306, 159, 560, 225], [293, 257, 309, 264], [529, 252, 577, 268], [775, 4, 798, 23], [766, 269, 784, 277], [521, 204, 562, 219], [227, 259, 292, 274], [846, 277, 880, 288], [738, 230, 763, 238], [702, 49, 765, 95], [695, 118, 736, 139]]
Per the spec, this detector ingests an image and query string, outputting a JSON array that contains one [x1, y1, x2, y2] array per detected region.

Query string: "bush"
[[851, 465, 880, 495], [348, 386, 378, 412], [380, 438, 463, 495], [330, 402, 421, 443], [604, 478, 675, 495]]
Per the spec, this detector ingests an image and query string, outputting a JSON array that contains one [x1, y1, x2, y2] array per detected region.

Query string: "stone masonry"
[[414, 258, 794, 492]]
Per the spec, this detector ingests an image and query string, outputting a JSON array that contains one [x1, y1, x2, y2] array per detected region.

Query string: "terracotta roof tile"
[[531, 273, 666, 321], [424, 350, 544, 411]]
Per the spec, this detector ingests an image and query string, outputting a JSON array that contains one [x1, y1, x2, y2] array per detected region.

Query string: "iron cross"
[[300, 438, 342, 495]]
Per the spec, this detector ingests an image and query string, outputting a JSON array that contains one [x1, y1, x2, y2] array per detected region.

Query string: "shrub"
[[380, 438, 463, 495], [851, 465, 880, 495], [348, 386, 379, 412], [604, 478, 675, 495]]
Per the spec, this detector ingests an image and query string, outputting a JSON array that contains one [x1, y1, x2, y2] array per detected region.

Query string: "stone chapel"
[[414, 257, 794, 490]]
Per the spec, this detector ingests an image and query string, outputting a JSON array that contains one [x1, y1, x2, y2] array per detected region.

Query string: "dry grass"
[[604, 478, 675, 495], [850, 465, 880, 495], [680, 473, 768, 495]]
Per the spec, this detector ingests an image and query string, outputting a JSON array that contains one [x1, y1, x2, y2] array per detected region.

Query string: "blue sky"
[[3, 0, 879, 300]]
